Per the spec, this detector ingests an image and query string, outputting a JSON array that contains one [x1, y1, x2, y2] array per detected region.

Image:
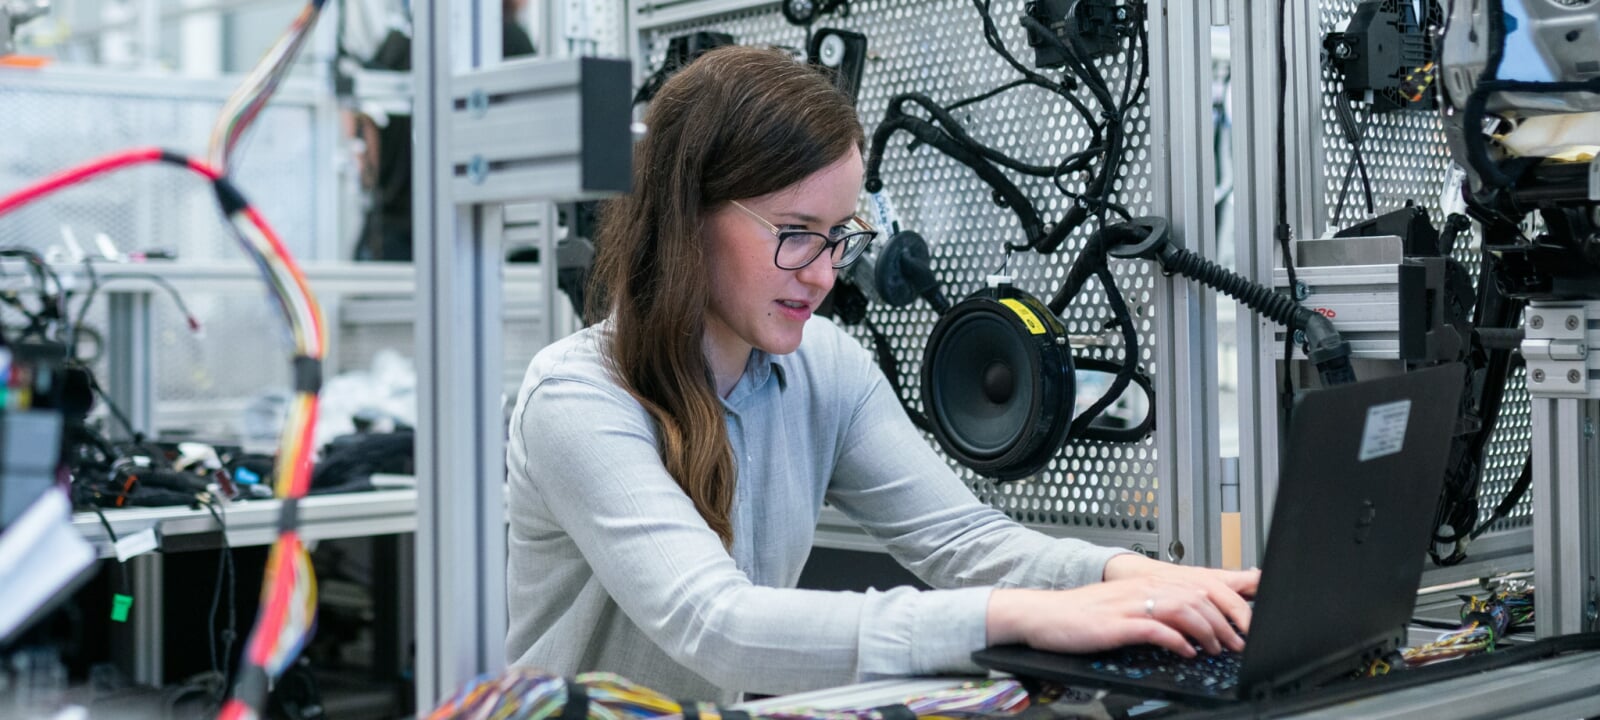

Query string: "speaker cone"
[[921, 286, 1074, 481]]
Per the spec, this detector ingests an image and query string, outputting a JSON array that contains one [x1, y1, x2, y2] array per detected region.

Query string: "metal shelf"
[[73, 487, 418, 560]]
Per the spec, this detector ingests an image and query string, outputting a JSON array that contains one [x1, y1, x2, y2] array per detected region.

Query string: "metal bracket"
[[449, 56, 632, 205], [1268, 233, 1469, 363], [1271, 234, 1404, 358], [1523, 303, 1597, 399]]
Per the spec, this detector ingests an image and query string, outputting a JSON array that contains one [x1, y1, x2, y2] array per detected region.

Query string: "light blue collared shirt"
[[504, 315, 1128, 702]]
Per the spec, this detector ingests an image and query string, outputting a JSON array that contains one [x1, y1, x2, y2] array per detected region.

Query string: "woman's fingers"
[[1191, 594, 1245, 652], [1152, 594, 1224, 655], [1211, 585, 1254, 637], [1144, 581, 1245, 654], [1129, 619, 1196, 658], [1233, 567, 1263, 596]]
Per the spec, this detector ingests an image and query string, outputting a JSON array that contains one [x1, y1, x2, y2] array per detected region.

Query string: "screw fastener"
[[467, 155, 489, 184]]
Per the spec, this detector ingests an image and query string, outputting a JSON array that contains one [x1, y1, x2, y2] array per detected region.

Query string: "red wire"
[[0, 147, 167, 217], [0, 146, 315, 353], [2, 147, 319, 720], [0, 147, 314, 353], [0, 147, 229, 221], [246, 534, 299, 666], [241, 205, 324, 346], [7, 147, 327, 720], [290, 396, 320, 497], [187, 157, 224, 181], [217, 699, 251, 720]]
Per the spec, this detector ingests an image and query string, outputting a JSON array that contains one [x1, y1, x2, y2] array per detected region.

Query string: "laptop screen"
[[1239, 363, 1465, 693]]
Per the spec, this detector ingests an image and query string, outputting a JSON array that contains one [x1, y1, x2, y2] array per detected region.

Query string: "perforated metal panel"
[[1315, 1, 1532, 532], [0, 81, 318, 262], [636, 0, 1166, 537]]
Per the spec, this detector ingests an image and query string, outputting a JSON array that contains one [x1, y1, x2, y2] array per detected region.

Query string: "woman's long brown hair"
[[586, 46, 863, 546]]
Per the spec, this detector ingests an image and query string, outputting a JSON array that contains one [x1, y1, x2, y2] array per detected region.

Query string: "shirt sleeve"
[[824, 338, 1132, 593], [514, 375, 996, 694]]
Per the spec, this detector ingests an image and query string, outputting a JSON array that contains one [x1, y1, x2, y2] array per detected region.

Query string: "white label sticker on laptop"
[[1358, 399, 1412, 462]]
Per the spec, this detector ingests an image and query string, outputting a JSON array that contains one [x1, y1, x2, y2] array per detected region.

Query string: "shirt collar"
[[723, 348, 789, 408]]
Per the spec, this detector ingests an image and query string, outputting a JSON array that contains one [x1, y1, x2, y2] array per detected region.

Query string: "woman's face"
[[702, 146, 865, 361]]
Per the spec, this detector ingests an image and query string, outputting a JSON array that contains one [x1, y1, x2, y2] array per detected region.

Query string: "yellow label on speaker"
[[999, 299, 1047, 335]]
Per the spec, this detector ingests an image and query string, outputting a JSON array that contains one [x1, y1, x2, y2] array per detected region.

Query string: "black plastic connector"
[[1323, 0, 1439, 113], [233, 664, 270, 712], [277, 498, 300, 533], [1023, 0, 1127, 68], [632, 32, 735, 107], [782, 0, 849, 26], [212, 178, 249, 216], [559, 680, 589, 720], [808, 28, 868, 103], [873, 231, 949, 312], [292, 356, 322, 395]]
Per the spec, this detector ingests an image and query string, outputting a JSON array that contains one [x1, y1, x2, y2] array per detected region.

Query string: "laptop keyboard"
[[1085, 645, 1243, 694]]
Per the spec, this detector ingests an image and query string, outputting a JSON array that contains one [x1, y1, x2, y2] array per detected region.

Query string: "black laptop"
[[972, 363, 1466, 707]]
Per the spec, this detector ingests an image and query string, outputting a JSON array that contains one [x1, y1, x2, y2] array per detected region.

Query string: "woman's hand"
[[1103, 554, 1259, 635], [985, 557, 1259, 659]]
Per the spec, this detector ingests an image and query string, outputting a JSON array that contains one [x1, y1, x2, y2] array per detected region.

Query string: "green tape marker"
[[111, 594, 133, 623]]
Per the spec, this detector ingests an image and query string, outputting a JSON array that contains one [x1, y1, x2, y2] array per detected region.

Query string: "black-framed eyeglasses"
[[728, 200, 878, 270]]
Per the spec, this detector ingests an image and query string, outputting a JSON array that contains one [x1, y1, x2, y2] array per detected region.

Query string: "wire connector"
[[292, 356, 322, 394], [212, 177, 249, 216], [559, 679, 589, 720], [873, 704, 917, 720], [277, 498, 300, 533], [233, 664, 270, 712]]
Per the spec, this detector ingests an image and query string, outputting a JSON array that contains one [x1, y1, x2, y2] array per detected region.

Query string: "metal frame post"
[[106, 290, 162, 685], [1228, 0, 1284, 565], [1154, 0, 1224, 568], [414, 0, 629, 709], [1528, 397, 1600, 635], [1525, 300, 1600, 636], [106, 292, 154, 440], [414, 0, 509, 707]]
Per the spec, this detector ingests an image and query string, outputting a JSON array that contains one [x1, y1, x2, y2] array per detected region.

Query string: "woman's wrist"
[[985, 588, 1038, 646], [1101, 552, 1160, 581]]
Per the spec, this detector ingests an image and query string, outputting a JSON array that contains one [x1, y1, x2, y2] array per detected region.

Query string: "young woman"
[[505, 45, 1258, 703]]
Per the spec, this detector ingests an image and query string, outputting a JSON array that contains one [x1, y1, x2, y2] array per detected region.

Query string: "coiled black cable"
[[1160, 244, 1354, 386], [1160, 246, 1302, 328]]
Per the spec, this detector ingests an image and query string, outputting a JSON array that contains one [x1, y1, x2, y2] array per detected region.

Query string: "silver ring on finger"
[[1145, 597, 1156, 618]]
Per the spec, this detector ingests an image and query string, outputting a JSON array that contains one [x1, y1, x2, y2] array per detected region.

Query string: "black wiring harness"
[[861, 0, 1153, 447]]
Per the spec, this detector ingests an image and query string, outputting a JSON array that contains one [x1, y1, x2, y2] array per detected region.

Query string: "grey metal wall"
[[631, 0, 1226, 560]]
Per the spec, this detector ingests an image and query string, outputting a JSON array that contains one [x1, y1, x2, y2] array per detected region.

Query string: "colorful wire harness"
[[206, 0, 329, 173], [427, 672, 1030, 720], [0, 146, 325, 720], [1403, 585, 1535, 666]]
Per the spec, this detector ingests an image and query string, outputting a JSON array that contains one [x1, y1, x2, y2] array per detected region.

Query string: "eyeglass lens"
[[776, 231, 873, 269]]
